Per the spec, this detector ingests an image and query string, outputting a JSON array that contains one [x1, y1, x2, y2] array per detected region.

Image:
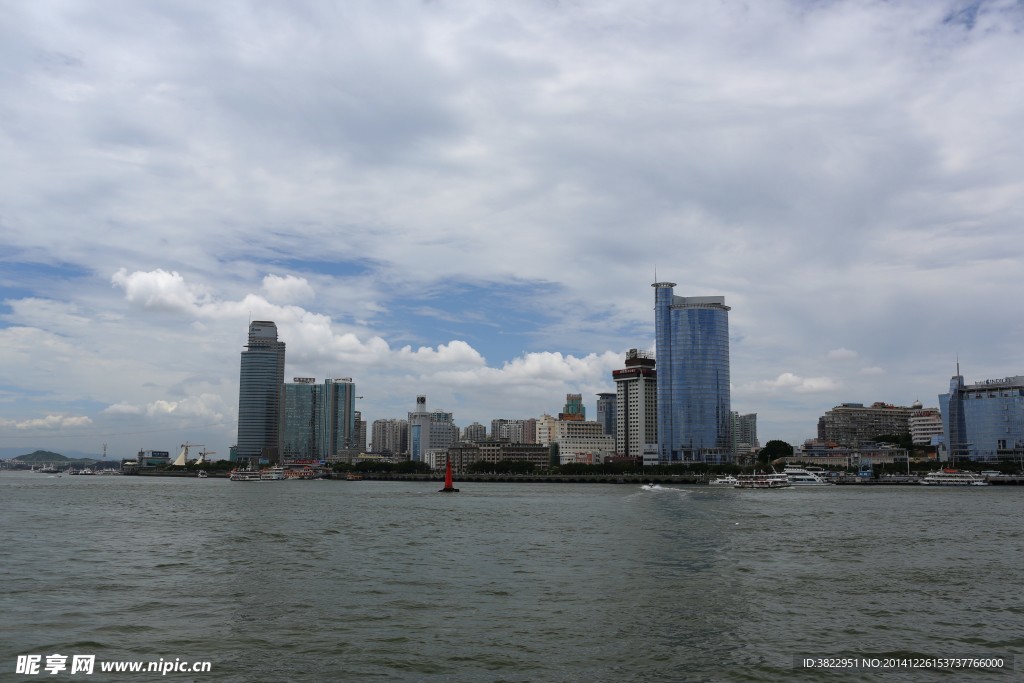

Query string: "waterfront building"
[[408, 395, 458, 462], [817, 402, 914, 447], [443, 442, 551, 473], [908, 402, 943, 446], [237, 320, 286, 464], [537, 413, 614, 464], [791, 440, 909, 469], [370, 419, 408, 456], [463, 422, 487, 442], [653, 282, 732, 463], [940, 371, 1024, 463], [596, 393, 616, 437], [612, 349, 657, 459]]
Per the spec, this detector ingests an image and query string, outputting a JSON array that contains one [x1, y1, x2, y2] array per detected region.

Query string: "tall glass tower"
[[653, 282, 732, 463], [237, 321, 286, 464]]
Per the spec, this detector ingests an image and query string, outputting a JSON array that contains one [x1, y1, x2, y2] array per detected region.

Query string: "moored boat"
[[708, 475, 739, 486], [920, 469, 989, 486]]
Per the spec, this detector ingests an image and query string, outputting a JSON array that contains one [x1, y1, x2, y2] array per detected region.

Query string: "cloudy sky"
[[2, 0, 1022, 459]]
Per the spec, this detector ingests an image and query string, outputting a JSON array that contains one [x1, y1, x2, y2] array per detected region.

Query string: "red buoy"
[[439, 458, 459, 493]]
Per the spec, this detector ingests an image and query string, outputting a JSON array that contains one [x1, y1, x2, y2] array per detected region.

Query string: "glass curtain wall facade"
[[653, 282, 732, 463], [940, 372, 1024, 463], [322, 379, 357, 458], [596, 393, 616, 437], [237, 321, 286, 463], [279, 379, 322, 459]]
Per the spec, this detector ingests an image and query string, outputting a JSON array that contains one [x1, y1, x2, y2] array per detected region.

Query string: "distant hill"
[[13, 450, 69, 462], [10, 450, 96, 464]]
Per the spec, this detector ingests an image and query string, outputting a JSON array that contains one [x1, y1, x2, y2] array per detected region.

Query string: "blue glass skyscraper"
[[237, 321, 286, 464], [653, 282, 732, 463]]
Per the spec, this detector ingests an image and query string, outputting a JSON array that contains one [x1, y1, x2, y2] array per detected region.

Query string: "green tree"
[[758, 440, 793, 463]]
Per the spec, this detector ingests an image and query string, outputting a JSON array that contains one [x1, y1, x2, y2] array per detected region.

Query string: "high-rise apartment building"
[[237, 321, 286, 464], [354, 411, 367, 454], [596, 393, 616, 437], [279, 377, 322, 460], [731, 412, 759, 460], [908, 402, 942, 446], [463, 422, 487, 442], [490, 418, 535, 443], [322, 378, 357, 460], [277, 376, 357, 461], [371, 418, 408, 456], [940, 371, 1024, 462], [612, 349, 657, 459], [653, 282, 732, 463]]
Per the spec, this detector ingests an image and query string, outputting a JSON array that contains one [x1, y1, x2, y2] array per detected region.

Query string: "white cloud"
[[112, 268, 205, 312], [0, 415, 93, 430], [2, 1, 1024, 453], [828, 348, 859, 361], [262, 274, 315, 304], [859, 366, 885, 376], [744, 372, 842, 395]]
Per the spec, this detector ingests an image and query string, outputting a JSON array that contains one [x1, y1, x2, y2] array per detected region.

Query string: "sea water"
[[1, 471, 1020, 681]]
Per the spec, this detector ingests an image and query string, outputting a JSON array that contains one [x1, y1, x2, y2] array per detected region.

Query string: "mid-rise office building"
[[408, 395, 458, 462], [237, 321, 286, 464], [817, 402, 913, 447], [612, 349, 657, 459], [653, 282, 732, 463], [537, 413, 614, 464], [940, 371, 1024, 462]]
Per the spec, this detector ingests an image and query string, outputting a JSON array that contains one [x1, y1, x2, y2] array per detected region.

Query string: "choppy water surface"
[[2, 472, 1021, 681]]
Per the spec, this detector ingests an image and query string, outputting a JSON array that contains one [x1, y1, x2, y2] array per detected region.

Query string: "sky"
[[2, 0, 1023, 460]]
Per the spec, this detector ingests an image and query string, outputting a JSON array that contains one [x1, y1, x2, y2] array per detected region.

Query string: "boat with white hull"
[[920, 470, 989, 486], [734, 472, 791, 489], [783, 466, 832, 486]]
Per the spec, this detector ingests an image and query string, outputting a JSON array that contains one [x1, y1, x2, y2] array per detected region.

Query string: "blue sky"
[[2, 0, 1023, 459]]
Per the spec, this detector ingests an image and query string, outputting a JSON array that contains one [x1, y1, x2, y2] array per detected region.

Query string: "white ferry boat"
[[229, 467, 261, 482], [734, 472, 791, 489], [920, 470, 989, 486], [708, 475, 739, 486], [783, 466, 832, 486], [260, 467, 287, 481]]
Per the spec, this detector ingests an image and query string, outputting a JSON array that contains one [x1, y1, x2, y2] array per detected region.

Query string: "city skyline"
[[2, 3, 1023, 459]]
